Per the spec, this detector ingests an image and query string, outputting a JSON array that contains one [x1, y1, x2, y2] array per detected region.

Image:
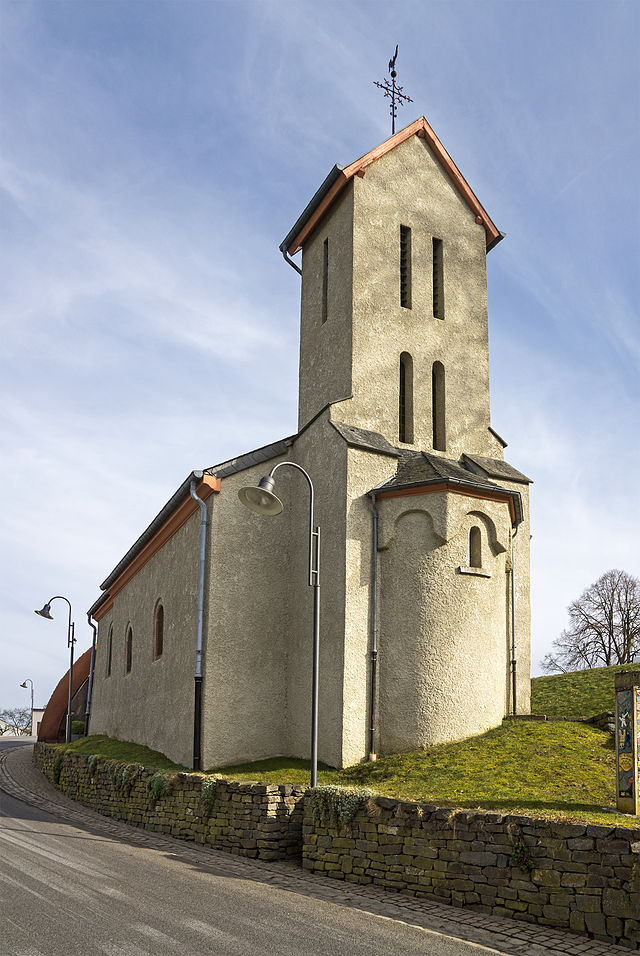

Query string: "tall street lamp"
[[238, 462, 321, 787], [34, 595, 76, 744], [19, 679, 34, 735]]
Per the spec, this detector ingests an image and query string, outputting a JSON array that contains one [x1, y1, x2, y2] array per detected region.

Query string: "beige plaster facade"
[[89, 117, 532, 770]]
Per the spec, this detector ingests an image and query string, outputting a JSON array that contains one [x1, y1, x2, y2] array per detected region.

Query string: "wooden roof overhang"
[[90, 474, 221, 622], [281, 116, 503, 257], [375, 479, 521, 526]]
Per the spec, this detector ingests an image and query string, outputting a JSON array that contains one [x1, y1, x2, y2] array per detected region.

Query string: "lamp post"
[[19, 679, 34, 735], [34, 596, 75, 743], [238, 462, 321, 787]]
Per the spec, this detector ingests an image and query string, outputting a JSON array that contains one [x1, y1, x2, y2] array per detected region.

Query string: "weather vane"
[[374, 45, 413, 135]]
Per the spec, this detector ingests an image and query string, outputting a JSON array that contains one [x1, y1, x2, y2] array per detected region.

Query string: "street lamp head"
[[20, 681, 27, 688], [34, 603, 53, 620], [238, 475, 283, 516]]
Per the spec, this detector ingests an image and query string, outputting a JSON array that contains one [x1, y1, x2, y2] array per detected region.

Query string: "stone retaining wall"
[[34, 743, 304, 860], [303, 793, 640, 949]]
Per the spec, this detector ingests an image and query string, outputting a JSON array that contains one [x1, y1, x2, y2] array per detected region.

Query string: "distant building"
[[87, 117, 532, 770]]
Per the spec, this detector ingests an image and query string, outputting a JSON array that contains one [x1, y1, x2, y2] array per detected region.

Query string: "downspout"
[[368, 492, 379, 761], [190, 474, 208, 771], [85, 613, 98, 736], [510, 524, 518, 716], [281, 249, 302, 276]]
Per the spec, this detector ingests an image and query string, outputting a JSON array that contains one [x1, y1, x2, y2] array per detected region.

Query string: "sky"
[[1, 0, 638, 712]]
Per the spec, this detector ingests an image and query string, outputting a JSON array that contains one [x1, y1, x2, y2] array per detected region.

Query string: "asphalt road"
[[0, 746, 504, 956]]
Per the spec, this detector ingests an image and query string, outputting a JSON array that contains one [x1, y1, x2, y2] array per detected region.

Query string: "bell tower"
[[282, 117, 506, 461]]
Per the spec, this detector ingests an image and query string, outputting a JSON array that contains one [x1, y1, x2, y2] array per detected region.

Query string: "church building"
[[88, 116, 532, 771]]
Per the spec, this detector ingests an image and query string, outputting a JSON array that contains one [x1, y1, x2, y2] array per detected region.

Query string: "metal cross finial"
[[374, 45, 413, 135]]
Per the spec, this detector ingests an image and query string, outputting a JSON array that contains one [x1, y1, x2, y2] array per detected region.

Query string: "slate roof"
[[206, 436, 295, 479], [329, 421, 399, 457], [379, 449, 524, 525], [387, 450, 501, 494], [462, 454, 532, 485]]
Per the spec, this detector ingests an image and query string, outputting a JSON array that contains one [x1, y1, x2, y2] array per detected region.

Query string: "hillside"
[[531, 662, 638, 718]]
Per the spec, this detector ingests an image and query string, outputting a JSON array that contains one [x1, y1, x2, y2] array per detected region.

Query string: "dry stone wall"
[[303, 793, 640, 950], [34, 743, 304, 861]]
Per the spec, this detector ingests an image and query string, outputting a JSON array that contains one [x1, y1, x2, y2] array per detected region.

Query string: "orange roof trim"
[[93, 475, 220, 621], [376, 481, 517, 525], [286, 117, 501, 256]]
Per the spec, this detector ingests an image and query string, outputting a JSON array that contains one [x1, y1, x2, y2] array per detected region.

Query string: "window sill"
[[457, 566, 491, 578]]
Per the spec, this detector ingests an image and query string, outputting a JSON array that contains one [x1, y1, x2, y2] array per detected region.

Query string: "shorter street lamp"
[[34, 596, 76, 744], [238, 462, 321, 787], [19, 679, 34, 735]]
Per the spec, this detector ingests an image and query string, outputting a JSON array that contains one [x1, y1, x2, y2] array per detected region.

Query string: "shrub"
[[71, 721, 85, 736], [110, 761, 144, 796], [309, 785, 373, 829], [52, 754, 63, 785], [511, 840, 534, 871], [147, 772, 175, 807], [200, 776, 220, 816]]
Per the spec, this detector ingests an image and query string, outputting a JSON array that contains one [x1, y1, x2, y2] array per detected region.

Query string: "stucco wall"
[[377, 491, 513, 752], [202, 455, 291, 770], [341, 444, 399, 764], [285, 414, 350, 768], [347, 134, 495, 459], [298, 186, 354, 429], [90, 511, 202, 768]]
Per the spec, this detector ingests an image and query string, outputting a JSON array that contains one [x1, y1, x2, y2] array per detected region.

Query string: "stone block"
[[603, 888, 634, 919]]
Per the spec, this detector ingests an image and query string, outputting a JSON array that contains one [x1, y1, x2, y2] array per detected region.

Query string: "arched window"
[[469, 526, 482, 568], [154, 602, 164, 660], [106, 625, 113, 677], [432, 361, 446, 451], [399, 352, 414, 443], [125, 625, 133, 674]]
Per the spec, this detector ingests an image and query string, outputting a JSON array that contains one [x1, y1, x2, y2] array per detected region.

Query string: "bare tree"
[[0, 707, 32, 735], [541, 569, 640, 673]]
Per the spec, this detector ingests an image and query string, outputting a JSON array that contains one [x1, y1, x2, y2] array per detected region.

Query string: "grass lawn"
[[531, 662, 638, 718], [210, 719, 636, 828], [58, 734, 185, 771]]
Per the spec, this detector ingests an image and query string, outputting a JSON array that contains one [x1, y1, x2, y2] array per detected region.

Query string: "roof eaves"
[[282, 117, 502, 257], [98, 470, 203, 592], [279, 165, 345, 257], [207, 435, 295, 479]]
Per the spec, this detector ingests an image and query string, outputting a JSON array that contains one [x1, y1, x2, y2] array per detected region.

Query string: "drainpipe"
[[368, 492, 379, 761], [281, 249, 302, 276], [85, 613, 98, 735], [189, 474, 208, 771], [510, 524, 518, 716]]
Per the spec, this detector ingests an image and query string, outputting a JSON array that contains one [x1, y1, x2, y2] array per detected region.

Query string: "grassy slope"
[[58, 735, 185, 771], [531, 662, 637, 718], [211, 719, 634, 827]]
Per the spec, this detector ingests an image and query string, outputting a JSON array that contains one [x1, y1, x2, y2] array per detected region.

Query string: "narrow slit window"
[[154, 602, 164, 660], [322, 237, 329, 323], [432, 361, 446, 451], [125, 626, 133, 674], [400, 225, 412, 309], [399, 352, 414, 443], [106, 626, 113, 677], [469, 526, 482, 568], [432, 238, 444, 319]]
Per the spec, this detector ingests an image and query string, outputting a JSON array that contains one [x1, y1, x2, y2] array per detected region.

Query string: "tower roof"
[[280, 116, 503, 257]]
